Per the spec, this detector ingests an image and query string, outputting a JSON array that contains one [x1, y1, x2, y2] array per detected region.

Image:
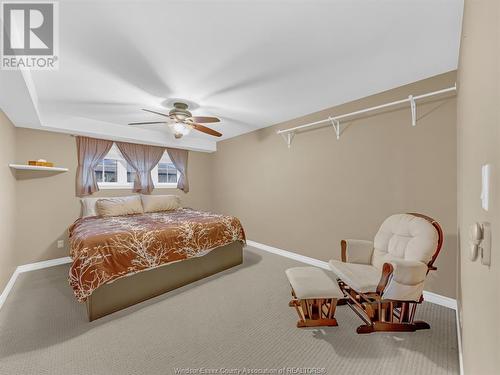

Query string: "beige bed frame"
[[86, 241, 244, 321]]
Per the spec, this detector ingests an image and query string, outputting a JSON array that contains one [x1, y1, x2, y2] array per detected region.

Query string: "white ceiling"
[[0, 0, 463, 152]]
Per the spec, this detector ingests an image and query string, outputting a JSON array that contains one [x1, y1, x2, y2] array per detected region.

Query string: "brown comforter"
[[69, 208, 246, 302]]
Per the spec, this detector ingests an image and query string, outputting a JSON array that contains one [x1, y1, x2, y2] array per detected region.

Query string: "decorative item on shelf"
[[28, 159, 54, 167]]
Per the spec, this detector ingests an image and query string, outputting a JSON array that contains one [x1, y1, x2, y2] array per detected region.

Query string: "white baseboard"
[[246, 239, 457, 311], [422, 290, 457, 310], [0, 256, 71, 310], [0, 269, 21, 310], [17, 256, 72, 273], [246, 240, 330, 270]]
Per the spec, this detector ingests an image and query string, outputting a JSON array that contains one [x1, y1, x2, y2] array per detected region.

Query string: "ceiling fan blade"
[[189, 116, 220, 123], [192, 123, 222, 137], [128, 121, 165, 125], [142, 108, 170, 118]]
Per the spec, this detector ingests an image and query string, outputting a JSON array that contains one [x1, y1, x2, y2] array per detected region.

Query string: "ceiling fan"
[[128, 102, 222, 139]]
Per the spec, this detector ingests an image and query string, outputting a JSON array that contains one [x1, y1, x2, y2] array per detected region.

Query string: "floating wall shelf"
[[9, 164, 69, 172]]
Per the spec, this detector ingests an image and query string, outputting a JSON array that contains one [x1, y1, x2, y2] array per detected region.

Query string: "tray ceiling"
[[0, 0, 463, 152]]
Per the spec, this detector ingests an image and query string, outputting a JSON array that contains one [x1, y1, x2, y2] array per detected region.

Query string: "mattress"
[[68, 208, 246, 302]]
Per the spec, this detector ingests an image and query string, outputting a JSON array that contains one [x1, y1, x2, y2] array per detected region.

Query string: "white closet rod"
[[276, 84, 457, 136]]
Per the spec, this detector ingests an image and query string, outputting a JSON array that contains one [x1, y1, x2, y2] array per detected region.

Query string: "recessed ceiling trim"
[[0, 69, 217, 152]]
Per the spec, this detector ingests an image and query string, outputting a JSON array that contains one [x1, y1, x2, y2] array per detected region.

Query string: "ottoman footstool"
[[285, 266, 344, 328]]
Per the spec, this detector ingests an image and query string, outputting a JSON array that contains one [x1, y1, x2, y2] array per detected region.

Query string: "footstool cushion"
[[285, 266, 344, 328], [285, 267, 344, 299]]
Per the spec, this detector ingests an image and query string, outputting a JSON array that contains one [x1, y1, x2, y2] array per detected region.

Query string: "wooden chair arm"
[[376, 262, 394, 295], [341, 240, 347, 262]]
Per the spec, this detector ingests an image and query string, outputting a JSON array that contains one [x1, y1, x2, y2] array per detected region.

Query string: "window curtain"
[[75, 136, 113, 197], [166, 148, 189, 193], [117, 142, 165, 194]]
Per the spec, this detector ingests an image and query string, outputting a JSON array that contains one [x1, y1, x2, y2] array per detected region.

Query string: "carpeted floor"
[[0, 246, 459, 375]]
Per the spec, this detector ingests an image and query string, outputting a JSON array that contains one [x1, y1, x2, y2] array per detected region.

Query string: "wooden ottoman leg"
[[288, 287, 307, 324], [289, 288, 297, 307], [296, 298, 338, 328]]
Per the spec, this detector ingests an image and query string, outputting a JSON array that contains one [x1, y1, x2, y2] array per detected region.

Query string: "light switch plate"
[[57, 240, 64, 249], [481, 222, 491, 266], [481, 164, 491, 211]]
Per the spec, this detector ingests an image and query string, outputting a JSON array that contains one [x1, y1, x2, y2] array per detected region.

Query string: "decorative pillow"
[[141, 194, 181, 213], [81, 195, 139, 218], [95, 196, 144, 217], [80, 197, 101, 218]]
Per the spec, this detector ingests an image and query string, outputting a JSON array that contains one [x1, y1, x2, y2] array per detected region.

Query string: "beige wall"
[[457, 0, 500, 373], [13, 128, 213, 265], [0, 112, 17, 291], [2, 73, 458, 302], [212, 72, 458, 298]]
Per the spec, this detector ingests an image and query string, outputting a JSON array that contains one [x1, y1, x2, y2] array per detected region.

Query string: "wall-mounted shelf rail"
[[277, 84, 457, 147]]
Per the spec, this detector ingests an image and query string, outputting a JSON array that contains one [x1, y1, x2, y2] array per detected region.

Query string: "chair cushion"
[[372, 214, 438, 269], [329, 260, 381, 293], [390, 259, 428, 285], [343, 239, 374, 264], [285, 267, 343, 299]]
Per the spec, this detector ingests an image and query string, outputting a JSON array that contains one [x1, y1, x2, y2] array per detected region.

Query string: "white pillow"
[[95, 196, 144, 217], [80, 197, 101, 218], [80, 195, 138, 218], [141, 195, 181, 213]]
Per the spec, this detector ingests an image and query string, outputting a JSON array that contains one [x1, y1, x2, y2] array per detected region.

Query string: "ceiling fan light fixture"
[[168, 122, 191, 139], [134, 104, 221, 138], [169, 102, 192, 122], [172, 113, 189, 121]]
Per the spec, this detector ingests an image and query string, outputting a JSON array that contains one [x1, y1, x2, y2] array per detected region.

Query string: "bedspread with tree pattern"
[[69, 208, 246, 302]]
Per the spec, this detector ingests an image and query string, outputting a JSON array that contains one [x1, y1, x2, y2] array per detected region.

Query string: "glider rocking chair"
[[329, 213, 443, 334]]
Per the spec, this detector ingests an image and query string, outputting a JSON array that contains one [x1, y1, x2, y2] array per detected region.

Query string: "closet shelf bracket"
[[280, 132, 295, 148], [409, 95, 417, 127], [329, 117, 341, 140]]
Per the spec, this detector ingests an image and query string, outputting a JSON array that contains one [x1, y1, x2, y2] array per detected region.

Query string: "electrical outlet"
[[57, 240, 64, 249]]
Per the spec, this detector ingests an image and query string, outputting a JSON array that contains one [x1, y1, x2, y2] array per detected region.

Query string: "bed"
[[68, 206, 246, 321]]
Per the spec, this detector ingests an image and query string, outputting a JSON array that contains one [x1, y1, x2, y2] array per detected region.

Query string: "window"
[[94, 159, 118, 183], [158, 162, 178, 183], [96, 144, 179, 189], [126, 163, 135, 183]]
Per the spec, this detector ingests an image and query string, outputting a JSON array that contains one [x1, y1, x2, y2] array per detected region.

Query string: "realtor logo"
[[1, 1, 59, 69]]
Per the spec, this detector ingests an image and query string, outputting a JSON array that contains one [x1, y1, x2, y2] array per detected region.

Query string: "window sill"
[[98, 184, 178, 190]]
